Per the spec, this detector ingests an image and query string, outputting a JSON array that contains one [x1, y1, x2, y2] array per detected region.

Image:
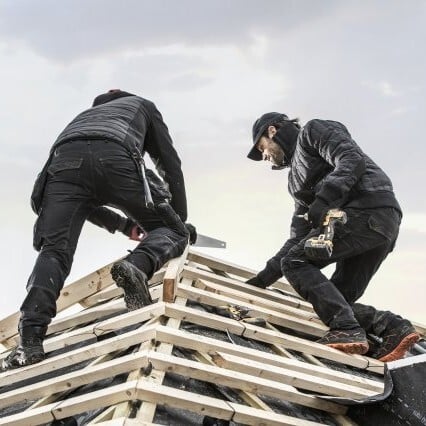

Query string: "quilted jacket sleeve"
[[257, 202, 311, 286], [305, 119, 366, 207], [144, 103, 188, 222]]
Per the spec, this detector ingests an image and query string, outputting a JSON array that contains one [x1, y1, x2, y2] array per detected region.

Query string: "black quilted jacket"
[[52, 95, 187, 222], [257, 119, 401, 285]]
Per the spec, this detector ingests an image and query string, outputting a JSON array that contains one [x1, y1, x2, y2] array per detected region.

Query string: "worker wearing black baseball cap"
[[247, 112, 300, 169], [245, 111, 419, 361]]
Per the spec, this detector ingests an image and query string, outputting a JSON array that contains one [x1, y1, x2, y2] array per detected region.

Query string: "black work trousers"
[[281, 207, 402, 334], [20, 140, 188, 330]]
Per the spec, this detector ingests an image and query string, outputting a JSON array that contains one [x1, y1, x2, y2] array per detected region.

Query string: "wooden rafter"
[[1, 247, 423, 426]]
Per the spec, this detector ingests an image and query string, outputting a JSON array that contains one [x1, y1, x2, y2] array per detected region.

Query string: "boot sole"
[[326, 341, 369, 355], [378, 332, 420, 363], [111, 262, 152, 311], [2, 351, 45, 371]]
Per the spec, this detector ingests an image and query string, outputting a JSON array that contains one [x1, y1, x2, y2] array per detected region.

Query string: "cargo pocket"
[[33, 217, 44, 251], [48, 158, 83, 175], [367, 215, 394, 243], [31, 158, 51, 215]]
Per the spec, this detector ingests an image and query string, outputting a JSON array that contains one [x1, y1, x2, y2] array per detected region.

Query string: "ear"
[[267, 126, 277, 138]]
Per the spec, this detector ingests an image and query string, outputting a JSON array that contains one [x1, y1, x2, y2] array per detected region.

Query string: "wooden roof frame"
[[0, 246, 423, 425]]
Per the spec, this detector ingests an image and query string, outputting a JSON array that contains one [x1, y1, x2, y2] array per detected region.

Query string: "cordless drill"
[[303, 209, 347, 259]]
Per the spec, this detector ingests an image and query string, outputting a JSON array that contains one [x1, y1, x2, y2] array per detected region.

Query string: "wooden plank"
[[332, 415, 360, 426], [0, 303, 164, 359], [148, 351, 346, 414], [52, 381, 137, 421], [80, 286, 123, 308], [214, 352, 377, 399], [176, 283, 327, 337], [135, 291, 189, 422], [163, 303, 384, 386], [0, 402, 56, 425], [188, 248, 297, 295], [0, 351, 149, 410], [81, 269, 165, 308], [229, 402, 324, 426], [182, 265, 314, 312], [156, 324, 383, 392], [132, 262, 197, 420], [0, 324, 157, 387], [0, 260, 119, 343], [135, 380, 234, 420], [0, 312, 20, 344], [162, 245, 189, 302], [266, 322, 326, 367], [109, 316, 164, 420], [28, 352, 118, 410], [195, 278, 320, 322], [243, 323, 384, 376], [164, 303, 246, 336], [47, 299, 125, 336], [0, 381, 137, 426], [194, 351, 274, 412], [188, 248, 259, 278]]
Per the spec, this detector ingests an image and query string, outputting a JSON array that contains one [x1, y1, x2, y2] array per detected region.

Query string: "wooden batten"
[[0, 246, 420, 426], [162, 245, 188, 302]]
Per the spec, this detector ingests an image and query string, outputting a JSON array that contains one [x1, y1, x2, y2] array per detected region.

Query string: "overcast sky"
[[0, 0, 425, 323]]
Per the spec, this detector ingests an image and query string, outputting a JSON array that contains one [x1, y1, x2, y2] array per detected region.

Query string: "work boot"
[[111, 260, 152, 311], [372, 320, 420, 363], [317, 327, 369, 355], [2, 326, 46, 370]]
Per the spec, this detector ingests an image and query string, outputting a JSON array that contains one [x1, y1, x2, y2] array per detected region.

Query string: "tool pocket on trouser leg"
[[145, 169, 171, 202], [33, 217, 44, 252], [367, 208, 400, 253]]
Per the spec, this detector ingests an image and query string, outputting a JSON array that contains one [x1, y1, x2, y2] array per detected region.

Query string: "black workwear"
[[256, 119, 401, 285], [252, 118, 403, 333], [271, 121, 299, 168], [282, 207, 401, 330], [308, 196, 329, 228], [33, 94, 187, 222], [22, 140, 188, 330]]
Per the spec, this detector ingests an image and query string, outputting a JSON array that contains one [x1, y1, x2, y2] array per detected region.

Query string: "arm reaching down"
[[144, 103, 188, 222], [247, 202, 311, 288], [87, 207, 141, 239]]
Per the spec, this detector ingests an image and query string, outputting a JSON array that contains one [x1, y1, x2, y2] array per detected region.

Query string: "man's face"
[[256, 135, 285, 167]]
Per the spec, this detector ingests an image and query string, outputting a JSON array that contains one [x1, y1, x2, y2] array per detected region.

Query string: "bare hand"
[[129, 225, 146, 242]]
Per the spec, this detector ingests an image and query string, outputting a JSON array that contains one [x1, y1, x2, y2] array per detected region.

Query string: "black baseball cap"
[[92, 89, 135, 107], [247, 112, 289, 161]]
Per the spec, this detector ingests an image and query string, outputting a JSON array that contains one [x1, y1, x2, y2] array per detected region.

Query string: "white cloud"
[[0, 1, 425, 326], [361, 80, 400, 97], [379, 80, 399, 97]]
